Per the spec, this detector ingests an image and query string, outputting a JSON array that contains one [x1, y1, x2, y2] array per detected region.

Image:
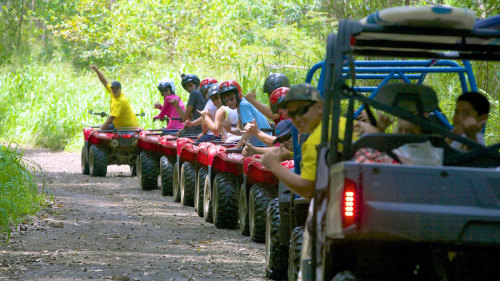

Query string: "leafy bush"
[[0, 143, 47, 243]]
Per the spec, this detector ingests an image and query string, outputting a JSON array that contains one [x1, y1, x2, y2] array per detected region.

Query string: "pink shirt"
[[154, 94, 186, 130]]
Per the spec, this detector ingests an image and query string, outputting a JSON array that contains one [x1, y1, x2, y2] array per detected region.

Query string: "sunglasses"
[[273, 132, 292, 145], [288, 102, 316, 119]]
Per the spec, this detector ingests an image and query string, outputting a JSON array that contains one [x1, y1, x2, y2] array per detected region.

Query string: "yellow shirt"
[[300, 117, 352, 181], [106, 84, 138, 128]]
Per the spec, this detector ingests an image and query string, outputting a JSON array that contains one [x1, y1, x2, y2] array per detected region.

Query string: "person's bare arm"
[[244, 92, 279, 120], [90, 65, 109, 90], [201, 108, 224, 135], [185, 116, 204, 127], [100, 116, 115, 130], [261, 146, 314, 199], [243, 121, 276, 146], [168, 98, 189, 121]]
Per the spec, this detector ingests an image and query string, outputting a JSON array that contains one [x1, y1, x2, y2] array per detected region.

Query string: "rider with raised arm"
[[89, 65, 137, 130]]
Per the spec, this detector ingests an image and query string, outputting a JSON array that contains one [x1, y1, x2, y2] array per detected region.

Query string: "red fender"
[[211, 151, 243, 175], [137, 131, 161, 152], [159, 135, 178, 156], [176, 138, 195, 156], [180, 143, 199, 162]]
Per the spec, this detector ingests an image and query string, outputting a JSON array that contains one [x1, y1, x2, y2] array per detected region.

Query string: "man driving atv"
[[90, 65, 138, 130]]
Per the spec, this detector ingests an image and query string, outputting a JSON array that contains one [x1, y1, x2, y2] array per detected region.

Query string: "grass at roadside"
[[0, 143, 47, 243]]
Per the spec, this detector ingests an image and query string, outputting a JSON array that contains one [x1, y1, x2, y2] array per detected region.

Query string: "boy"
[[261, 83, 325, 199], [153, 78, 185, 130], [89, 65, 137, 130], [448, 91, 490, 150], [244, 73, 290, 124], [169, 73, 206, 136]]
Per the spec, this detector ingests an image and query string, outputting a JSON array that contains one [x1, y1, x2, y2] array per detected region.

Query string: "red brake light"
[[342, 178, 358, 229]]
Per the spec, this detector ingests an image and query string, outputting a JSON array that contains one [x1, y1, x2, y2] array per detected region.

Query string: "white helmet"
[[157, 78, 176, 93]]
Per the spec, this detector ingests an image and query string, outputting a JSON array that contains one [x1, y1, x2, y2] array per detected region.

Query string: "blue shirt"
[[238, 98, 271, 146]]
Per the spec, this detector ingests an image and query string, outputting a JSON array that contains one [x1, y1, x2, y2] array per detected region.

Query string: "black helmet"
[[181, 73, 200, 90], [263, 73, 290, 96], [206, 83, 220, 99]]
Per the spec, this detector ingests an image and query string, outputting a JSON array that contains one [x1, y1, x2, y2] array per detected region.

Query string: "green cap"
[[284, 83, 321, 105]]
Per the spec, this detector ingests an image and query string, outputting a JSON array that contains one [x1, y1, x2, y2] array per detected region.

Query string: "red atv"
[[81, 110, 142, 177], [136, 129, 178, 190], [202, 148, 244, 229], [240, 155, 294, 242], [194, 142, 232, 217]]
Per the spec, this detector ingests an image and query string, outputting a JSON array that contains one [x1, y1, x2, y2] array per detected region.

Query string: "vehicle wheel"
[[172, 161, 181, 202], [249, 183, 277, 242], [203, 175, 213, 223], [160, 156, 173, 196], [288, 226, 303, 281], [129, 163, 136, 177], [139, 151, 159, 191], [89, 145, 107, 177], [81, 144, 90, 175], [331, 271, 358, 281], [212, 173, 239, 229], [266, 198, 288, 280], [180, 161, 196, 206], [238, 184, 249, 236], [195, 167, 208, 217]]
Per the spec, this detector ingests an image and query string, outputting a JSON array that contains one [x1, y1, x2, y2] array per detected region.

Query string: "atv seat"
[[374, 83, 438, 116]]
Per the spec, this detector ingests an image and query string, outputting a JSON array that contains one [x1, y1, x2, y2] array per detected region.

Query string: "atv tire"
[[249, 183, 277, 242], [89, 144, 107, 177], [203, 175, 213, 223], [332, 271, 359, 281], [212, 173, 239, 229], [288, 226, 303, 281], [238, 184, 249, 236], [180, 161, 196, 206], [195, 167, 208, 217], [266, 198, 288, 280], [138, 151, 159, 191], [81, 144, 90, 175], [172, 161, 181, 202], [160, 156, 174, 196], [130, 164, 137, 177]]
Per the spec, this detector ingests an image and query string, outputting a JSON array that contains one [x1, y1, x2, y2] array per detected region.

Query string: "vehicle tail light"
[[121, 134, 132, 138], [342, 178, 359, 229]]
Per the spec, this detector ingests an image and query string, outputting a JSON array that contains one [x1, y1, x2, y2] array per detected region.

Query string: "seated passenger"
[[153, 79, 185, 130], [196, 78, 219, 142], [198, 83, 241, 143], [260, 83, 351, 199], [243, 119, 294, 158], [244, 73, 291, 124], [244, 87, 290, 146], [448, 92, 490, 151]]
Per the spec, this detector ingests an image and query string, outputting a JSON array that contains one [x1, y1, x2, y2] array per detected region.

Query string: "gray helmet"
[[158, 78, 175, 93], [263, 73, 290, 95], [206, 83, 220, 99]]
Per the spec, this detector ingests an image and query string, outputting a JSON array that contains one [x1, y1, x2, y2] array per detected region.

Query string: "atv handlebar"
[[88, 110, 108, 117]]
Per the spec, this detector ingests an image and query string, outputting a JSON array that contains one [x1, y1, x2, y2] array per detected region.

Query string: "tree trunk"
[[17, 0, 25, 49], [405, 0, 411, 6]]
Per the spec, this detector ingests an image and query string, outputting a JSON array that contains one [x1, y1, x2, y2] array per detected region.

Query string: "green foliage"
[[0, 143, 47, 243]]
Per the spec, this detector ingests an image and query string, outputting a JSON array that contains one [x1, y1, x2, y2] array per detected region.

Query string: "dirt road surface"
[[0, 149, 269, 281]]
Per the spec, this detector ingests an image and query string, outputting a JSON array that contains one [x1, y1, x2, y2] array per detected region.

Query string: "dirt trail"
[[0, 149, 268, 281]]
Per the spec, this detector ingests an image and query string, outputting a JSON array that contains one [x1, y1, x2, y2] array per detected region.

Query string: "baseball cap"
[[111, 81, 121, 88], [272, 119, 293, 145], [283, 83, 321, 106]]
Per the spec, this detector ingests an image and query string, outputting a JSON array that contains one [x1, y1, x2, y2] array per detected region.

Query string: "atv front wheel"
[[130, 163, 137, 177], [249, 183, 277, 242], [195, 167, 208, 217], [89, 145, 107, 177], [212, 173, 239, 229], [160, 156, 174, 196], [172, 161, 181, 202], [266, 198, 287, 280], [138, 151, 159, 191], [288, 226, 303, 281], [203, 175, 213, 223], [238, 184, 249, 236], [180, 161, 196, 206], [81, 144, 90, 175]]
